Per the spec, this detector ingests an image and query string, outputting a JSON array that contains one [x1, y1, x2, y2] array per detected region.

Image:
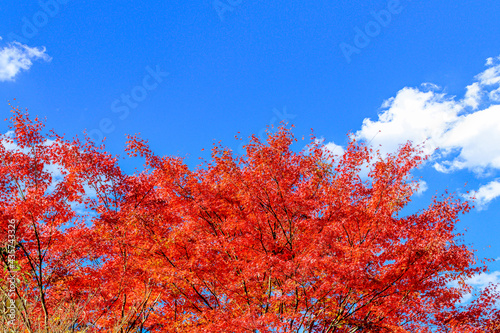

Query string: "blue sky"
[[1, 0, 500, 292]]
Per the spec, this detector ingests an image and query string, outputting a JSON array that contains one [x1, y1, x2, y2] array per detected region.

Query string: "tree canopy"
[[1, 106, 499, 332]]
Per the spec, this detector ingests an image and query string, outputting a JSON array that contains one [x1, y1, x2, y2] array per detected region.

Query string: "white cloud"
[[463, 271, 500, 303], [1, 131, 17, 150], [356, 87, 461, 157], [0, 37, 51, 82], [2, 132, 63, 189], [477, 65, 500, 86], [466, 271, 500, 287], [2, 131, 100, 227], [464, 82, 481, 109], [450, 271, 500, 304], [323, 141, 345, 156], [321, 54, 500, 209], [352, 56, 500, 174], [413, 180, 428, 196], [485, 57, 497, 66], [438, 105, 500, 173], [2, 131, 105, 203], [466, 180, 500, 210]]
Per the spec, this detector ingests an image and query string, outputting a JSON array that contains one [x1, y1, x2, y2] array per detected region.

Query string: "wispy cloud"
[[0, 37, 51, 82]]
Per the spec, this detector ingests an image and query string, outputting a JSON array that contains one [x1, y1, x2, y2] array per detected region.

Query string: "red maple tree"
[[0, 105, 499, 332]]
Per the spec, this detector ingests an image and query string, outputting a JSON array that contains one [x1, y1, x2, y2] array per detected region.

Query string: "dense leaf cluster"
[[0, 106, 499, 332]]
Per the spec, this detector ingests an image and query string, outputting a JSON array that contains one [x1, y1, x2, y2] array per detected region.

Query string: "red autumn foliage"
[[0, 105, 499, 332]]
